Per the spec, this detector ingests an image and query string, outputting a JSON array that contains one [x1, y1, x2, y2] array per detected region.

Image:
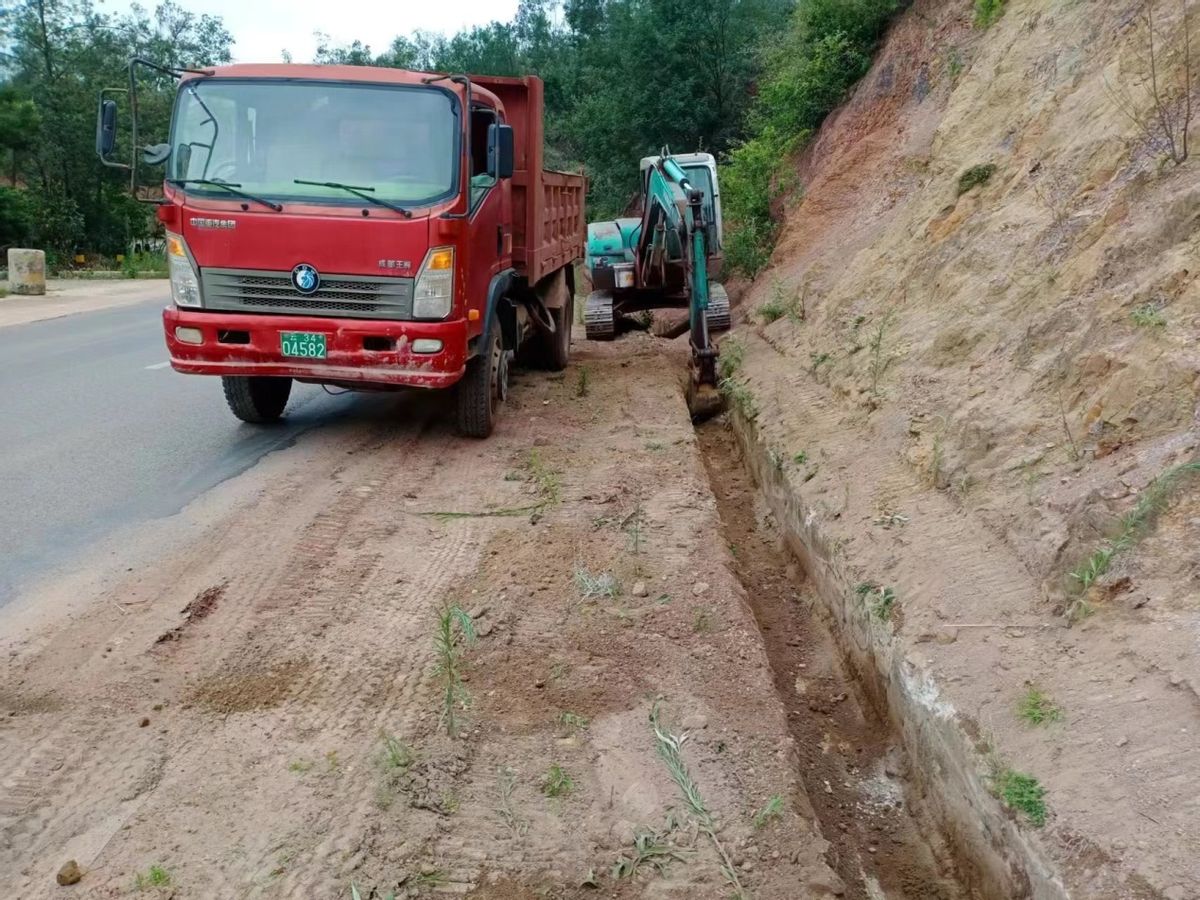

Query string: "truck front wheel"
[[222, 376, 292, 423], [456, 318, 506, 438]]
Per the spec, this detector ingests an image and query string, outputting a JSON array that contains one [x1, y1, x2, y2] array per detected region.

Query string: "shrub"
[[974, 0, 1006, 28], [957, 164, 997, 195], [30, 185, 84, 265]]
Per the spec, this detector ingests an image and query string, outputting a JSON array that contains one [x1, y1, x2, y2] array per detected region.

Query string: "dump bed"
[[474, 75, 586, 285]]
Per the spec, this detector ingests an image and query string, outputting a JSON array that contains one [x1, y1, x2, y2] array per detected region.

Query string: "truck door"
[[467, 105, 510, 339]]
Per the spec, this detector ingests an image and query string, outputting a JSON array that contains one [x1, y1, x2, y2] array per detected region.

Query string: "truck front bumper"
[[163, 308, 469, 389]]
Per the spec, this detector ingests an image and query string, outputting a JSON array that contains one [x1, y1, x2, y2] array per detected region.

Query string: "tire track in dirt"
[[0, 410, 460, 896]]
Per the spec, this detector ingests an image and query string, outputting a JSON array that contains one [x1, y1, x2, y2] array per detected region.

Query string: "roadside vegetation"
[[721, 0, 903, 274], [133, 864, 172, 891], [650, 705, 745, 895], [991, 766, 1048, 827], [434, 605, 476, 737], [1016, 687, 1062, 726], [1067, 459, 1200, 619]]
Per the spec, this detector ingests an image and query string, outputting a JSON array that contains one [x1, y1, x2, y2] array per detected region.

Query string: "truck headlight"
[[166, 232, 202, 308], [413, 246, 453, 319]]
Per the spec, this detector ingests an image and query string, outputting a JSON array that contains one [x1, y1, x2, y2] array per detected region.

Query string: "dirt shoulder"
[[0, 279, 167, 328], [0, 332, 851, 898]]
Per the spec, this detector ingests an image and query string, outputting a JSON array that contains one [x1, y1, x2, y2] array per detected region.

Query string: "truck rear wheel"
[[222, 376, 292, 423], [535, 295, 573, 371], [457, 318, 506, 438]]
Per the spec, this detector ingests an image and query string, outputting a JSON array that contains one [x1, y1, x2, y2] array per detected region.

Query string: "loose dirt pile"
[[729, 0, 1200, 895], [0, 332, 966, 898]]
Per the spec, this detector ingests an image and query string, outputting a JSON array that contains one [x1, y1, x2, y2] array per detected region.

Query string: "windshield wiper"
[[293, 179, 413, 218], [167, 178, 282, 212]]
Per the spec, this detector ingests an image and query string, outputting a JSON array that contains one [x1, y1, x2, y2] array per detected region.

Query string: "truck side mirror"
[[487, 123, 514, 180], [96, 99, 118, 159]]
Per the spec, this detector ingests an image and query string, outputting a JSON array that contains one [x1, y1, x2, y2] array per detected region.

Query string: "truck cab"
[[98, 65, 585, 437]]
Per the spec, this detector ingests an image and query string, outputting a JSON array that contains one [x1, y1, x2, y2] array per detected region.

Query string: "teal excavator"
[[584, 151, 731, 419]]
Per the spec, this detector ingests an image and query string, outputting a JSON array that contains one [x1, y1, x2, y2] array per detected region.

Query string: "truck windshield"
[[168, 80, 458, 208]]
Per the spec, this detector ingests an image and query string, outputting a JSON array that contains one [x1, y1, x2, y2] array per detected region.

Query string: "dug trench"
[[695, 421, 973, 900]]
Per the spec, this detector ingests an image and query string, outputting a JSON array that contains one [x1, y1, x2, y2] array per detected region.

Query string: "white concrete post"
[[6, 249, 47, 296]]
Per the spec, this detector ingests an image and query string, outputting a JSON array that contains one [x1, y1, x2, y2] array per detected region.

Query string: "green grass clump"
[[434, 605, 477, 737], [974, 0, 1006, 27], [524, 449, 562, 506], [720, 377, 758, 420], [855, 582, 897, 621], [1067, 460, 1200, 619], [759, 279, 805, 324], [717, 336, 745, 380], [557, 711, 589, 732], [1131, 304, 1167, 328], [1016, 687, 1062, 726], [992, 768, 1047, 827], [575, 365, 591, 397], [134, 864, 171, 890], [574, 566, 620, 600], [946, 47, 964, 79], [753, 794, 785, 828], [542, 764, 575, 797], [380, 733, 415, 770], [612, 826, 688, 879], [957, 163, 997, 195]]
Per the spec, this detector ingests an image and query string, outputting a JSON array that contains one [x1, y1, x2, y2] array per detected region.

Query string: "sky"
[[99, 0, 523, 64]]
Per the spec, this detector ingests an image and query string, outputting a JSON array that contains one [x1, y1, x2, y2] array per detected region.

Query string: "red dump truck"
[[97, 65, 586, 437]]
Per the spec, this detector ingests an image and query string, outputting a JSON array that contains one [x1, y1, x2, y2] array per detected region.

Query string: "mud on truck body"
[[97, 63, 586, 437]]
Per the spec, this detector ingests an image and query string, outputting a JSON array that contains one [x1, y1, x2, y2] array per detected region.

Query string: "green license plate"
[[280, 332, 327, 359]]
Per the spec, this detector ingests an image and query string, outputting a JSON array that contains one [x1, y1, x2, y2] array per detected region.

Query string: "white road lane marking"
[[144, 361, 170, 370]]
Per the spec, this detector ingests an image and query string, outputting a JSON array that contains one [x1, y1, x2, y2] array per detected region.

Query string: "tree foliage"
[[0, 0, 232, 261], [0, 0, 895, 273], [313, 0, 790, 219], [721, 0, 901, 275]]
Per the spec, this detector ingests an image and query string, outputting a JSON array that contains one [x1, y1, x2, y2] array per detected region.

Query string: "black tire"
[[456, 317, 507, 438], [536, 295, 573, 371], [222, 376, 292, 423]]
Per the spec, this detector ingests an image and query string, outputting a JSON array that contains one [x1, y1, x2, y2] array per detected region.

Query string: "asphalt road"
[[0, 292, 387, 607]]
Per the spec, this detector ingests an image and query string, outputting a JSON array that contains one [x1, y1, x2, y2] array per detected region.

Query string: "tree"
[[0, 0, 233, 257]]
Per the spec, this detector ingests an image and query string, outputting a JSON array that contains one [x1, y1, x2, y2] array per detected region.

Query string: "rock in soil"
[[56, 860, 82, 886]]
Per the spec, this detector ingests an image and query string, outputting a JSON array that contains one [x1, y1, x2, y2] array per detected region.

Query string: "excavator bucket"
[[686, 340, 724, 422], [685, 377, 724, 422]]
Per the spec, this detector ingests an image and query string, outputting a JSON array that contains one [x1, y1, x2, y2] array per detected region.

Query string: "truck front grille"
[[200, 268, 414, 319]]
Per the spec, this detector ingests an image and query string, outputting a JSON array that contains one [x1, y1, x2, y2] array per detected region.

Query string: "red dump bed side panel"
[[473, 75, 586, 284]]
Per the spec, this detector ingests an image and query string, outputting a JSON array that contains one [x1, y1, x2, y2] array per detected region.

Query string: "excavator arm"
[[635, 155, 722, 419]]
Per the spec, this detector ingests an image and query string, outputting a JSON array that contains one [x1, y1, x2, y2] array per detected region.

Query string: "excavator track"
[[706, 283, 732, 333], [584, 290, 616, 341]]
